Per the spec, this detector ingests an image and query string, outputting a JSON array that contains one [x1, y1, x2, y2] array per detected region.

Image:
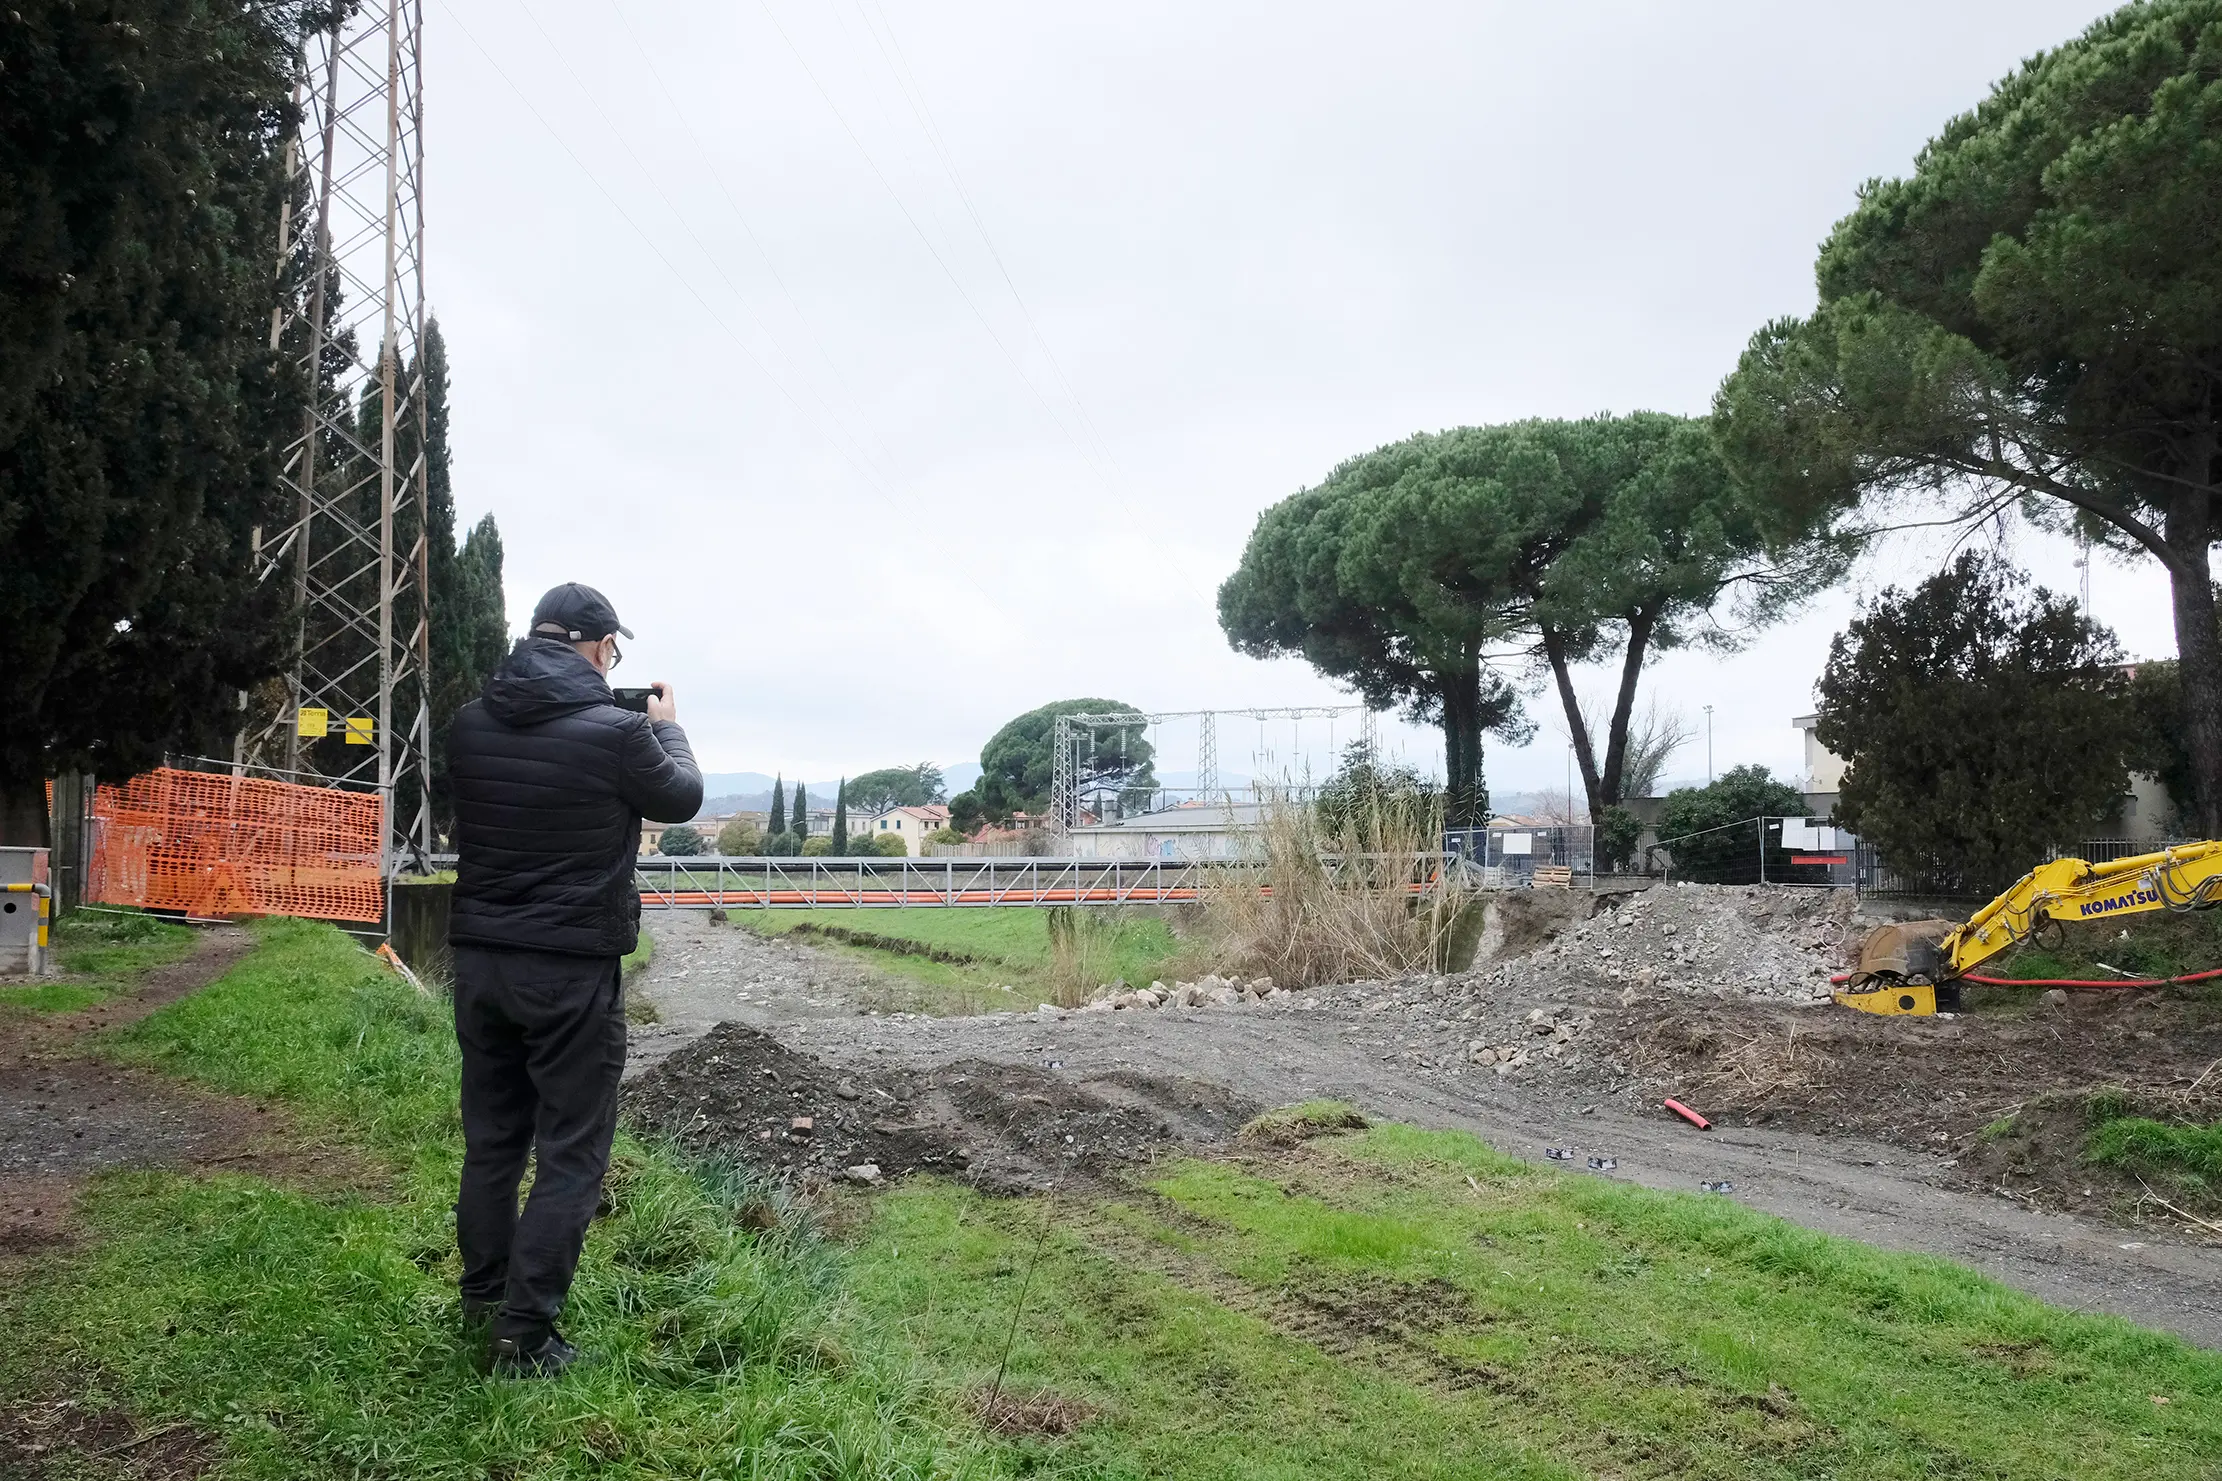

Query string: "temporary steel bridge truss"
[[237, 0, 433, 874], [637, 855, 1218, 910], [633, 851, 1470, 910]]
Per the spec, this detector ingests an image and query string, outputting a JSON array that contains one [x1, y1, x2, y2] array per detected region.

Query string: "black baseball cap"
[[530, 583, 633, 642]]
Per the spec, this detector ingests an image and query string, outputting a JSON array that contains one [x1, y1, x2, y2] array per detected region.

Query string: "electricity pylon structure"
[[1048, 706, 1376, 847], [237, 0, 433, 876]]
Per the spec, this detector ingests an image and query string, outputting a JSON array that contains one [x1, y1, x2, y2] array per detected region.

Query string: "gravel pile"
[[1496, 884, 1859, 1003]]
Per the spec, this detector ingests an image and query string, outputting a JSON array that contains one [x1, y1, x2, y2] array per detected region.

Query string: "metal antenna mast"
[[240, 0, 433, 875]]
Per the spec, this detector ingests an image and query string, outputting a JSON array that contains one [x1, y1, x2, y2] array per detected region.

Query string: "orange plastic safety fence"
[[85, 767, 385, 923]]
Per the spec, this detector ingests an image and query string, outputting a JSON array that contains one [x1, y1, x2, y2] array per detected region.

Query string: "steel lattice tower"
[[239, 0, 433, 874]]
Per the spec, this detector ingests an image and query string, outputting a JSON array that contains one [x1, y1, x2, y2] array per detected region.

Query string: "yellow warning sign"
[[345, 716, 374, 745], [296, 708, 328, 739]]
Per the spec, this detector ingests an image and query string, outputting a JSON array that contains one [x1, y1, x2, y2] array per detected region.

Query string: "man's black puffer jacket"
[[448, 639, 703, 957]]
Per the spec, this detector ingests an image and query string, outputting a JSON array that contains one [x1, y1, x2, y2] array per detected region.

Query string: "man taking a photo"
[[446, 582, 702, 1377]]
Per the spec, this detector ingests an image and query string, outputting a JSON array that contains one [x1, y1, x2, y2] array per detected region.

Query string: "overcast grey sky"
[[427, 0, 2164, 797]]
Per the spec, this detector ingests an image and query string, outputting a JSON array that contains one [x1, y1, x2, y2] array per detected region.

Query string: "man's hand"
[[645, 681, 678, 724]]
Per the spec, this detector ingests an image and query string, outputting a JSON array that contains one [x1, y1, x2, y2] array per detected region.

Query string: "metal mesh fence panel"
[[86, 768, 385, 923]]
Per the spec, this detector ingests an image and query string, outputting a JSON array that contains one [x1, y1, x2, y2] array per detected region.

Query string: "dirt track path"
[[630, 913, 2222, 1350]]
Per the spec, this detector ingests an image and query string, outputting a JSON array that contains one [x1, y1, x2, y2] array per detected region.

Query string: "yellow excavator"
[[1833, 840, 2222, 1016]]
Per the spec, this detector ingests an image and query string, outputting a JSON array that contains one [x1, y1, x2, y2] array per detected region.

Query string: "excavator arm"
[[1836, 841, 2222, 1016]]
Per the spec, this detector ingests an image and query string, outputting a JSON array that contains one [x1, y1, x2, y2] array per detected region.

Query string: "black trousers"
[[452, 945, 625, 1338]]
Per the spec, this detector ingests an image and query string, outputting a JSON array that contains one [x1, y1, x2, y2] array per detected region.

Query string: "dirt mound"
[[622, 1022, 1259, 1192], [1498, 884, 1860, 1002], [1953, 1090, 2222, 1229], [1603, 984, 2222, 1160]]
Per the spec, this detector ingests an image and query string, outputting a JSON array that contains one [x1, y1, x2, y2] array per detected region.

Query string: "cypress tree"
[[416, 321, 507, 835], [793, 782, 811, 839], [832, 778, 848, 853], [0, 0, 308, 840], [768, 775, 786, 837]]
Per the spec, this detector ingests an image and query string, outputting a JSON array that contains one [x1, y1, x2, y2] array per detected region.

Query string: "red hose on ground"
[[1663, 1098, 1711, 1130], [1828, 966, 2222, 989]]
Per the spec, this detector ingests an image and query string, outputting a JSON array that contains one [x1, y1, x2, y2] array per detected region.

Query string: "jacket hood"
[[482, 638, 614, 726]]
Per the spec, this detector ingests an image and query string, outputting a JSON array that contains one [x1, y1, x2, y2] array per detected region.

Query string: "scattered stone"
[[789, 1116, 814, 1135], [834, 1080, 861, 1101], [844, 1163, 883, 1185]]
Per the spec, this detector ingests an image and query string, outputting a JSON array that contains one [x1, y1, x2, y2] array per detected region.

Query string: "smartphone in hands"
[[612, 684, 664, 713]]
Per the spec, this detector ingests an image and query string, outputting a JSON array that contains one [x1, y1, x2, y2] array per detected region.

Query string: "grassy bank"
[[2, 918, 998, 1479], [847, 1118, 2222, 1479], [2083, 1088, 2222, 1206], [737, 906, 1189, 1009], [8, 918, 2221, 1477], [0, 908, 195, 1014], [1984, 908, 2222, 985]]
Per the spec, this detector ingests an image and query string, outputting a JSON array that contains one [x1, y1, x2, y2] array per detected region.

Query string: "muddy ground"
[[624, 893, 2222, 1349], [0, 924, 325, 1478], [624, 1022, 1256, 1193]]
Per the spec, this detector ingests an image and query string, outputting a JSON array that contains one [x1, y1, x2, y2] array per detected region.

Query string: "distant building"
[[1067, 800, 1264, 860], [644, 811, 765, 855], [869, 804, 951, 856], [1791, 715, 1847, 809]]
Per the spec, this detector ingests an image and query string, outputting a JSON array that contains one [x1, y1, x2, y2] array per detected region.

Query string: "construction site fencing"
[[1646, 817, 1853, 887], [1442, 825, 1595, 888], [85, 767, 385, 923], [1856, 836, 2203, 898], [2049, 837, 2201, 865], [923, 838, 1029, 858]]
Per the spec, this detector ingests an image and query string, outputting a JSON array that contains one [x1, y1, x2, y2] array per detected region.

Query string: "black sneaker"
[[490, 1329, 580, 1379]]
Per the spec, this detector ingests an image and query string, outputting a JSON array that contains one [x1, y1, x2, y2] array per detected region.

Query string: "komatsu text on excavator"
[[1833, 841, 2222, 1016]]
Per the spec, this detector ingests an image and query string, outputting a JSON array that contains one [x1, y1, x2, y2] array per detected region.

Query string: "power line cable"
[[847, 0, 1209, 600], [506, 1, 905, 492], [593, 0, 911, 489], [433, 0, 998, 602], [752, 0, 1208, 599]]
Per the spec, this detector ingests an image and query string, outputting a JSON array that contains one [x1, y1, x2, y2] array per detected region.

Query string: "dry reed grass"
[[1196, 783, 1457, 990]]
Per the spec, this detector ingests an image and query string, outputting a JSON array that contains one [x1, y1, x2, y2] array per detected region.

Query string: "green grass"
[[0, 908, 195, 1015], [2083, 1090, 2222, 1202], [13, 915, 2222, 1478], [737, 907, 1189, 1011], [2, 917, 1004, 1479], [848, 1124, 2222, 1479], [1984, 908, 2222, 983]]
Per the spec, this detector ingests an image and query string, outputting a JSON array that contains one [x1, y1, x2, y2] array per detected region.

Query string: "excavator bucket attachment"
[[1833, 919, 1960, 1016], [1836, 982, 1939, 1016], [1848, 919, 1957, 983]]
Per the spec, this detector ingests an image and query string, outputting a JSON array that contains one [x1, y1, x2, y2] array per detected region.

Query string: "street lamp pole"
[[1704, 705, 1715, 785]]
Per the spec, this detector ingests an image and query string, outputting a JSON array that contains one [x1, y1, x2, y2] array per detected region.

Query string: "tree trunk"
[[1541, 611, 1659, 815], [0, 781, 50, 849], [1539, 628, 1603, 817], [1439, 656, 1486, 828], [2166, 479, 2222, 836], [1596, 609, 1658, 807]]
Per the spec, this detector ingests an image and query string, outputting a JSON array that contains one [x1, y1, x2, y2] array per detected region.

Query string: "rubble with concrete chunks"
[[1076, 973, 1290, 1013], [1494, 883, 1862, 1005]]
